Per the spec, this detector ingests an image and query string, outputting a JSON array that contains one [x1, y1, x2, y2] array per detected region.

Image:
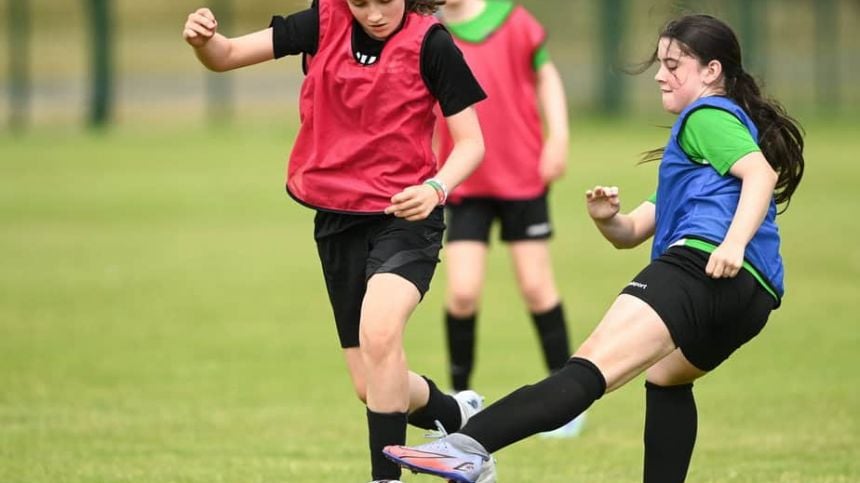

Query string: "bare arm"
[[433, 106, 485, 193], [183, 8, 274, 72], [385, 107, 484, 221], [705, 152, 778, 278], [536, 61, 569, 182], [585, 186, 656, 249]]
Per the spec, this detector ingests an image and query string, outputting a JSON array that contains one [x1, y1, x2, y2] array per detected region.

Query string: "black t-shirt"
[[269, 6, 486, 117]]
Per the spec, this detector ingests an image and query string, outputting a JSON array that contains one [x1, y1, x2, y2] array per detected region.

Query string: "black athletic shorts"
[[314, 208, 444, 348], [620, 246, 776, 371], [445, 193, 552, 243]]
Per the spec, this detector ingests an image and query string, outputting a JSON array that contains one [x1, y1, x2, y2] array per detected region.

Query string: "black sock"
[[446, 311, 477, 391], [643, 382, 697, 483], [366, 409, 407, 481], [461, 357, 606, 453], [407, 375, 463, 432], [531, 303, 571, 372]]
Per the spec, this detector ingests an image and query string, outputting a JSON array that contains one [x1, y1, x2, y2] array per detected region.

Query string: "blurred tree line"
[[2, 0, 857, 129]]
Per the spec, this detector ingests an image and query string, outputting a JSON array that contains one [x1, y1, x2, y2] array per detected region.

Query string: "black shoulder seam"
[[419, 24, 448, 93]]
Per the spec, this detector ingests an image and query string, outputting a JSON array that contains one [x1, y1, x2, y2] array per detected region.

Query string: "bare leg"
[[382, 294, 685, 480], [357, 273, 421, 481], [445, 241, 488, 391], [508, 240, 560, 312], [646, 349, 705, 386], [510, 240, 571, 377], [445, 241, 488, 317], [576, 294, 677, 392], [342, 276, 471, 433], [342, 348, 430, 411], [359, 273, 421, 412], [454, 294, 676, 453]]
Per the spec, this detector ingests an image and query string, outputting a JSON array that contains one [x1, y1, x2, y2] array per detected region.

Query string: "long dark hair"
[[637, 15, 804, 212], [407, 0, 444, 15]]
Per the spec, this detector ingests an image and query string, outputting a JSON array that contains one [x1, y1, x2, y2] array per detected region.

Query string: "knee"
[[447, 287, 479, 316], [359, 326, 401, 365], [519, 279, 554, 311], [645, 349, 706, 387], [352, 382, 368, 404], [645, 366, 695, 387]]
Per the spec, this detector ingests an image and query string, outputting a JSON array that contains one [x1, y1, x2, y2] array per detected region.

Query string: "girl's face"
[[654, 37, 723, 114], [347, 0, 406, 40]]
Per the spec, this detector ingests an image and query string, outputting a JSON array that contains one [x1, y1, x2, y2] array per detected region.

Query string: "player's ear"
[[703, 59, 723, 86]]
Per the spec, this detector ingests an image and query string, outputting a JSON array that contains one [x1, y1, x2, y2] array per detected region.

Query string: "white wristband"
[[423, 178, 448, 205]]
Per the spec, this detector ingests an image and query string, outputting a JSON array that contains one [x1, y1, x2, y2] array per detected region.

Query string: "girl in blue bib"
[[382, 14, 805, 483]]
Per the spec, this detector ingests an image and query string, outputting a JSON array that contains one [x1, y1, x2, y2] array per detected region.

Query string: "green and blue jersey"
[[650, 96, 784, 302]]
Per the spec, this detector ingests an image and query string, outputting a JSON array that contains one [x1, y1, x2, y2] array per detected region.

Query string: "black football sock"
[[366, 408, 406, 481], [460, 357, 606, 453], [407, 375, 463, 432], [446, 311, 477, 391], [643, 382, 697, 483], [531, 303, 571, 373]]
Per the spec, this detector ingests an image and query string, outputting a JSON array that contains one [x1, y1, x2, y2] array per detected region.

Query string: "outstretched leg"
[[509, 240, 585, 438], [461, 294, 674, 451], [384, 294, 677, 481]]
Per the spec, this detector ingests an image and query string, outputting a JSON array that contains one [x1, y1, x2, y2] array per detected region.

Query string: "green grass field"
[[1, 118, 858, 482]]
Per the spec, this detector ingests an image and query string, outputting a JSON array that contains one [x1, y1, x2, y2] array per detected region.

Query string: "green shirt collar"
[[446, 1, 515, 43]]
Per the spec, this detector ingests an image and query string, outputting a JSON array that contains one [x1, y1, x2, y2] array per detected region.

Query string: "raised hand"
[[182, 8, 218, 48], [585, 185, 621, 221]]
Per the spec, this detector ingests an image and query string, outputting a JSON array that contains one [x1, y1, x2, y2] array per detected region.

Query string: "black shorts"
[[314, 209, 444, 348], [445, 193, 552, 243], [620, 246, 776, 372]]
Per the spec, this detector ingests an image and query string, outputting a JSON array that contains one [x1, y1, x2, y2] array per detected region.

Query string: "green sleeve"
[[533, 44, 550, 71], [646, 192, 657, 204], [679, 108, 760, 175]]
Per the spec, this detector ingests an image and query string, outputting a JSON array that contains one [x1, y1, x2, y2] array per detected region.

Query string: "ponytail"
[[728, 70, 805, 212]]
